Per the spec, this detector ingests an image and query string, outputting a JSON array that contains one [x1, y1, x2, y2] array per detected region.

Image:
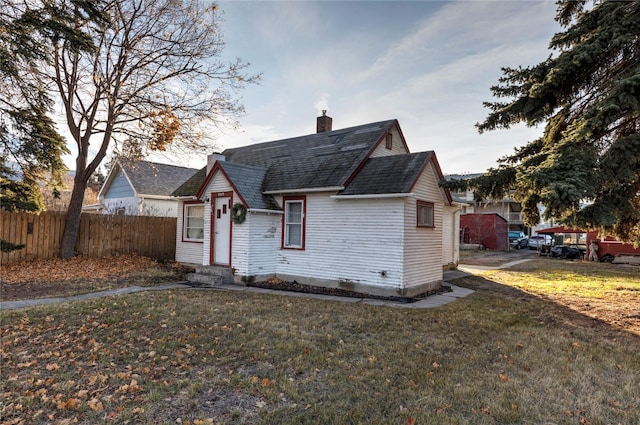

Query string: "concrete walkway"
[[0, 284, 187, 311], [1, 262, 529, 311]]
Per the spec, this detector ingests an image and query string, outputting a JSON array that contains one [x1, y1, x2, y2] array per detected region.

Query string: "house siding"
[[175, 200, 204, 264], [104, 170, 134, 198], [370, 127, 408, 157], [274, 193, 407, 295], [140, 199, 180, 217], [442, 204, 460, 268], [403, 162, 444, 293], [246, 212, 281, 277], [102, 197, 139, 215], [231, 217, 250, 274]]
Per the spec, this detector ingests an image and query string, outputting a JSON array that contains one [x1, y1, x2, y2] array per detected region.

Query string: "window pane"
[[185, 205, 205, 240], [189, 206, 204, 219], [286, 224, 302, 247], [284, 200, 304, 247], [418, 204, 434, 227], [287, 202, 302, 223]]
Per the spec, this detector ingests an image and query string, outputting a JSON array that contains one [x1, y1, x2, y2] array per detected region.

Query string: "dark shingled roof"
[[172, 166, 207, 197], [171, 119, 397, 199], [169, 119, 452, 206], [217, 162, 275, 210], [118, 160, 197, 196], [340, 152, 434, 195], [223, 120, 396, 192]]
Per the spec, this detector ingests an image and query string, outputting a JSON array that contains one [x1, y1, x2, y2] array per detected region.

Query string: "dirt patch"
[[459, 248, 537, 266], [0, 255, 190, 301], [247, 278, 451, 303]]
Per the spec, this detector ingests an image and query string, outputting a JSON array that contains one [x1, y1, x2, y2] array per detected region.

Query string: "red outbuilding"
[[460, 213, 508, 250]]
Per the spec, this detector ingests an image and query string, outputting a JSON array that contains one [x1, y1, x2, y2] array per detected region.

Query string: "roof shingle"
[[339, 152, 434, 195], [118, 160, 198, 196]]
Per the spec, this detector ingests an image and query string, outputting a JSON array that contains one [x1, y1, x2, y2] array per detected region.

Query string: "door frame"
[[210, 191, 233, 266]]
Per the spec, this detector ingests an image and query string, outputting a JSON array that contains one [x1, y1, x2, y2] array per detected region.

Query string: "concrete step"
[[186, 273, 223, 287], [189, 265, 234, 286]]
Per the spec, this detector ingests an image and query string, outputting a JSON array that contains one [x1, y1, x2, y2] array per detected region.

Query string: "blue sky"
[[200, 0, 562, 175], [61, 0, 562, 175]]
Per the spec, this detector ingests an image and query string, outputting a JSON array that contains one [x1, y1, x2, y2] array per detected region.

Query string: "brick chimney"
[[207, 152, 225, 174], [316, 110, 332, 133]]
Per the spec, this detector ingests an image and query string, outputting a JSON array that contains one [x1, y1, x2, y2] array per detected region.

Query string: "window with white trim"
[[417, 201, 434, 228], [184, 204, 205, 241], [283, 197, 305, 249]]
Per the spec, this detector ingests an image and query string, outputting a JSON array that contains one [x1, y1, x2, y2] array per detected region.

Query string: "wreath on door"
[[232, 202, 247, 224]]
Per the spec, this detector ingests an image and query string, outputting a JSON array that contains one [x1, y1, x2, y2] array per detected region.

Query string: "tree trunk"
[[59, 169, 89, 259]]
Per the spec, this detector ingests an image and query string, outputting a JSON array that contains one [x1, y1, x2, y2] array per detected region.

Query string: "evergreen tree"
[[0, 1, 106, 212], [445, 0, 640, 244]]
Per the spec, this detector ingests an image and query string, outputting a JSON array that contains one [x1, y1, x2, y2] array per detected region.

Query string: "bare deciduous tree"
[[50, 0, 259, 259]]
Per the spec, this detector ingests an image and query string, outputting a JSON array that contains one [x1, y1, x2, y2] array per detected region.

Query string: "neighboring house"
[[446, 173, 529, 234], [173, 113, 460, 298], [92, 159, 197, 216]]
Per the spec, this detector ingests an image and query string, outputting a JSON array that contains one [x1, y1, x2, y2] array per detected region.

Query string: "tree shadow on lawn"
[[449, 270, 640, 342]]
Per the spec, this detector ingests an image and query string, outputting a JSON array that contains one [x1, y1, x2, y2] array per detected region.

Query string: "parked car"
[[528, 235, 552, 250], [508, 231, 528, 249]]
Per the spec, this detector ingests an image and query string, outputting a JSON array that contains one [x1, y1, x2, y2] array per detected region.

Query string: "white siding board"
[[442, 205, 460, 267], [140, 198, 179, 217], [403, 162, 444, 291], [276, 194, 406, 292], [246, 212, 281, 276], [102, 197, 139, 215], [175, 200, 204, 264], [232, 219, 250, 275]]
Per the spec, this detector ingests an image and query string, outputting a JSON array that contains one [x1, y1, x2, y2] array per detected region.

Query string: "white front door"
[[212, 195, 231, 265]]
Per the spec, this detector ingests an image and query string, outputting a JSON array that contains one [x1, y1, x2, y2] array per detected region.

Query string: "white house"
[[173, 114, 459, 297], [94, 159, 197, 216]]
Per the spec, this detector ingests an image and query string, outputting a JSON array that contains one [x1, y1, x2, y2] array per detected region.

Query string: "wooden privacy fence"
[[1, 211, 176, 265]]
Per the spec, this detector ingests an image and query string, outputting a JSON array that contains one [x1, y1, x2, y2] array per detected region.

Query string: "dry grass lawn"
[[1, 255, 639, 424]]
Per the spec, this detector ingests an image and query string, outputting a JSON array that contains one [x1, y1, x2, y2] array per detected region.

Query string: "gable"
[[338, 151, 452, 204], [340, 152, 432, 195], [103, 169, 135, 199], [196, 161, 277, 210], [102, 160, 197, 198], [370, 123, 410, 158]]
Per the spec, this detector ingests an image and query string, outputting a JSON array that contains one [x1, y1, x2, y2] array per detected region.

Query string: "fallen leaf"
[[87, 399, 103, 412]]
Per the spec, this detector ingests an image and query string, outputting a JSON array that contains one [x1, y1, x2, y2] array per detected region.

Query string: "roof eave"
[[263, 186, 345, 195], [330, 193, 414, 200]]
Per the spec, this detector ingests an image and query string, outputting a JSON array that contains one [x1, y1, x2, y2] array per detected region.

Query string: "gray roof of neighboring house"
[[444, 173, 484, 181], [339, 151, 434, 195], [117, 160, 197, 196]]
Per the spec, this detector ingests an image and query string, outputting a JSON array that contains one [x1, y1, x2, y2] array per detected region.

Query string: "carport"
[[536, 226, 587, 258], [537, 226, 640, 262]]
